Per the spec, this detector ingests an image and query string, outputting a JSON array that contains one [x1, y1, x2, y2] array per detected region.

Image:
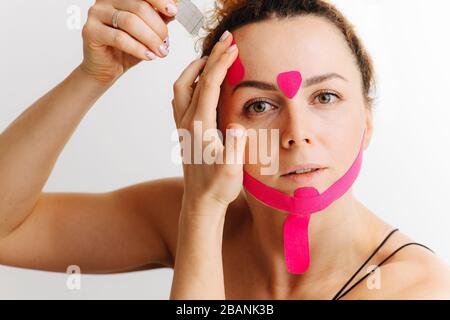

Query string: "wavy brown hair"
[[198, 0, 377, 109]]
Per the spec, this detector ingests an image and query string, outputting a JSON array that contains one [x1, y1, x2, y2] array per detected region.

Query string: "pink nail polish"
[[219, 30, 230, 42], [145, 51, 157, 60], [226, 44, 237, 53], [159, 44, 169, 56], [163, 37, 170, 48], [166, 2, 178, 16]]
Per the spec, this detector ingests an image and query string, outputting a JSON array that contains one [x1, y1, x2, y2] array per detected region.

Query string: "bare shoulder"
[[405, 263, 450, 299], [358, 237, 450, 299], [117, 176, 185, 267], [115, 176, 184, 215], [121, 177, 248, 270], [386, 247, 450, 299]]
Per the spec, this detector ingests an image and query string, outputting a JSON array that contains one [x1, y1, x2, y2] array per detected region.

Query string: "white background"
[[1, 0, 449, 299]]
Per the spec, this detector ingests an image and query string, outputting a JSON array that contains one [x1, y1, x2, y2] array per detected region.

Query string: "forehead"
[[231, 15, 357, 81]]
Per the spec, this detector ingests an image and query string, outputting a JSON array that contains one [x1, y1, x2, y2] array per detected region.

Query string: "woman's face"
[[218, 15, 373, 194]]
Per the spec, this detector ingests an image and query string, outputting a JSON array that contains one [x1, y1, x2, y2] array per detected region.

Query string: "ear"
[[363, 107, 373, 150]]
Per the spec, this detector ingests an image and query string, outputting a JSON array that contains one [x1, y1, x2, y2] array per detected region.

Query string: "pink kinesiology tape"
[[243, 131, 366, 274], [277, 71, 303, 99], [227, 38, 245, 86]]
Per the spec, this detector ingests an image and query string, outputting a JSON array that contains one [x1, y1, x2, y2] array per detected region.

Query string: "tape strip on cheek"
[[277, 71, 303, 99], [226, 38, 245, 86]]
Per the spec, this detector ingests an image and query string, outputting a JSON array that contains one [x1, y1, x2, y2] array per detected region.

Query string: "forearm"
[[0, 65, 111, 237], [170, 200, 228, 300]]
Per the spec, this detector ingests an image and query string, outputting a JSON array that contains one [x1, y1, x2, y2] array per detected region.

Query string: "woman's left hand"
[[171, 32, 247, 212]]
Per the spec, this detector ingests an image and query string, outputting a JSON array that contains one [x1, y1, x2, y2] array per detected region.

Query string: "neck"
[[244, 188, 383, 296]]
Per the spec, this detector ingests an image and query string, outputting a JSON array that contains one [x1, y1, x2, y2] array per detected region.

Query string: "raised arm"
[[0, 0, 174, 240], [0, 67, 108, 238], [0, 0, 178, 273]]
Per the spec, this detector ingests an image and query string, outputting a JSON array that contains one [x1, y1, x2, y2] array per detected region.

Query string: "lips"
[[281, 164, 327, 177], [285, 168, 320, 175], [281, 167, 326, 183]]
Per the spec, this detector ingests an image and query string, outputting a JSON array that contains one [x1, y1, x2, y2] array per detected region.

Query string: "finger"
[[145, 0, 178, 18], [113, 0, 169, 43], [96, 5, 169, 58], [194, 44, 239, 131], [181, 73, 202, 128], [173, 57, 209, 122], [91, 21, 156, 61], [161, 13, 176, 25], [222, 124, 247, 174], [202, 30, 234, 75]]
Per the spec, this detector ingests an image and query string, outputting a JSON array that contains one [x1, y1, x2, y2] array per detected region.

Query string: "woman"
[[0, 0, 449, 300]]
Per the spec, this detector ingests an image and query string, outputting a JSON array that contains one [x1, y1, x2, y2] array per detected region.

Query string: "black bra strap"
[[334, 242, 434, 300], [331, 228, 400, 300]]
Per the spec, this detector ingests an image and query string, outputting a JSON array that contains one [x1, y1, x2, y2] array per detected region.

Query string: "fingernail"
[[219, 30, 230, 42], [226, 44, 237, 53], [159, 43, 169, 56], [166, 2, 178, 16], [145, 51, 157, 60], [163, 37, 170, 48]]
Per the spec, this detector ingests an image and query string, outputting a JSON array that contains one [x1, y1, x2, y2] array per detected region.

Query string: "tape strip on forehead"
[[277, 71, 303, 99], [226, 39, 303, 99], [227, 38, 246, 86]]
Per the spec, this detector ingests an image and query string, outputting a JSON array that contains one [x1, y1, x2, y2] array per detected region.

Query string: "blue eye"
[[314, 91, 340, 104], [244, 99, 275, 115]]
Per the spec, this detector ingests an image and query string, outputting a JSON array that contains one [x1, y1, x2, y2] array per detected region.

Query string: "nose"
[[280, 102, 314, 149]]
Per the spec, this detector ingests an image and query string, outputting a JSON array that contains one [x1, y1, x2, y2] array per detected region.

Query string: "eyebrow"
[[231, 72, 348, 95]]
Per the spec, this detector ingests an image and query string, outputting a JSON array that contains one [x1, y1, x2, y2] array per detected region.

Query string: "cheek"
[[326, 136, 356, 174]]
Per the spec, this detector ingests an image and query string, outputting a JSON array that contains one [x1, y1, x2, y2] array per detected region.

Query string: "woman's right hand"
[[80, 0, 178, 85]]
